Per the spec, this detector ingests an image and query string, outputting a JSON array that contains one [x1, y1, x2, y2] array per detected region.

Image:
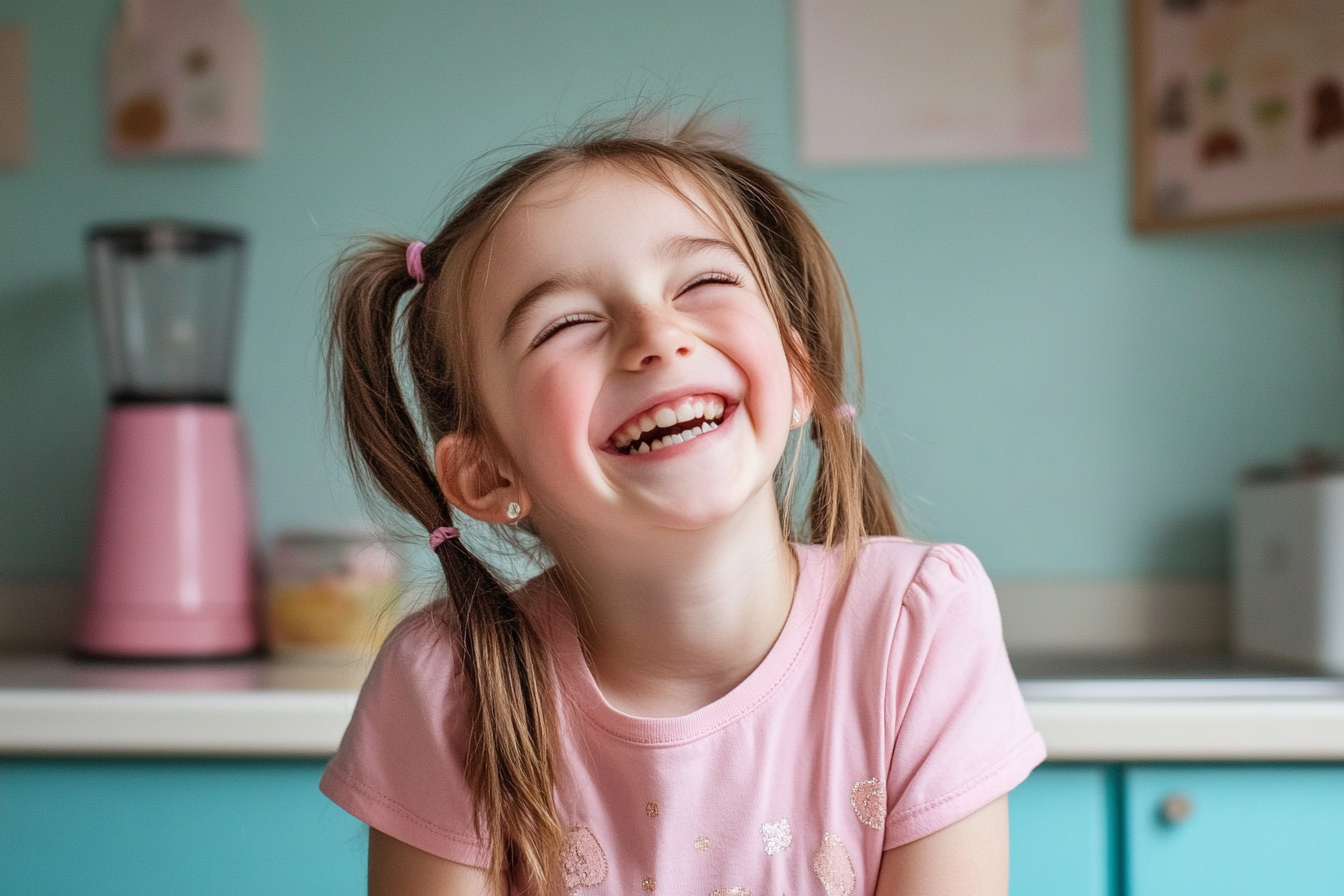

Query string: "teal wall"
[[1, 0, 1341, 580]]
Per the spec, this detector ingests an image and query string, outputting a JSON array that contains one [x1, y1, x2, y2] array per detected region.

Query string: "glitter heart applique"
[[759, 817, 793, 855], [811, 832, 856, 896], [559, 826, 608, 893], [850, 777, 885, 830]]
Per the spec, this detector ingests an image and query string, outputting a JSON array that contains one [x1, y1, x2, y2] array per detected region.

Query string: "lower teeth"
[[627, 419, 718, 453]]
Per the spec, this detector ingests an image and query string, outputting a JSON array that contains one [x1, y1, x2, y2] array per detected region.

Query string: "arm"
[[369, 827, 499, 896], [873, 796, 1009, 896]]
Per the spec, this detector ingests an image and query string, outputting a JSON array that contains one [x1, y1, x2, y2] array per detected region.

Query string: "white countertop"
[[4, 653, 1344, 761], [0, 654, 367, 756]]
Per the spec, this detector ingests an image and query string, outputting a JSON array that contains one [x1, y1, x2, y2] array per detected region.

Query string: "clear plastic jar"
[[265, 530, 402, 661]]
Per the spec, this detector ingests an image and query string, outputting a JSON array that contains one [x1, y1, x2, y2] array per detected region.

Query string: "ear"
[[787, 328, 815, 428], [434, 434, 531, 524]]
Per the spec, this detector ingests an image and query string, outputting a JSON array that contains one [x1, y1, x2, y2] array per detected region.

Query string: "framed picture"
[[1130, 0, 1344, 232], [104, 0, 260, 160]]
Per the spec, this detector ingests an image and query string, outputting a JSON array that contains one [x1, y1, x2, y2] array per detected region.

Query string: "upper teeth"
[[613, 396, 725, 453]]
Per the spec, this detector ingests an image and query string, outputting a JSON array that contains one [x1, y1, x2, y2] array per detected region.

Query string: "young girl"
[[319, 116, 1045, 896]]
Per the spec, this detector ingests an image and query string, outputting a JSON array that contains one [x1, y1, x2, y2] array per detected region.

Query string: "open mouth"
[[611, 394, 727, 455]]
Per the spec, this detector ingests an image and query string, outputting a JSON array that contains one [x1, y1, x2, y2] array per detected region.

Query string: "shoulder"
[[803, 537, 993, 621], [374, 601, 458, 677], [348, 602, 464, 728], [870, 539, 1043, 846], [864, 538, 999, 647], [362, 570, 562, 701], [321, 601, 493, 869], [791, 538, 1000, 687], [856, 536, 985, 579], [869, 538, 994, 614]]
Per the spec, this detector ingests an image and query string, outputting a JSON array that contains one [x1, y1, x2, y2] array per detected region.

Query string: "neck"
[[544, 489, 798, 718]]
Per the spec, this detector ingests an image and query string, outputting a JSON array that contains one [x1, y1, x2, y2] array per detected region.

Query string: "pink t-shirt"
[[320, 537, 1046, 892]]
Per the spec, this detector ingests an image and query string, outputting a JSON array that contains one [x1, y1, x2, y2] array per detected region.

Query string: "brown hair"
[[326, 113, 900, 891]]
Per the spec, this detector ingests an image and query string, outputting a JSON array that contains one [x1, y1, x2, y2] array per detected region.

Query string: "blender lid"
[[88, 221, 245, 255]]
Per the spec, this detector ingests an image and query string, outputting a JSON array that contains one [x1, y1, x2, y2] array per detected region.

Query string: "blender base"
[[76, 403, 258, 659]]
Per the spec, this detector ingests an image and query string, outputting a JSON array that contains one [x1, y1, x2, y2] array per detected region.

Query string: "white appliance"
[[1234, 474, 1344, 674]]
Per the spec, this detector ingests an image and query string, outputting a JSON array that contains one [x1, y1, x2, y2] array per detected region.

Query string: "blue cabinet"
[[1010, 763, 1344, 896], [5, 760, 1343, 895], [1009, 764, 1116, 896], [0, 758, 365, 896], [1124, 764, 1344, 896], [4, 759, 1114, 895]]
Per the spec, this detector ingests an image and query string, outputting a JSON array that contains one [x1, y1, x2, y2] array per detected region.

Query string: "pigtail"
[[432, 534, 565, 889], [327, 240, 565, 891], [857, 442, 900, 535]]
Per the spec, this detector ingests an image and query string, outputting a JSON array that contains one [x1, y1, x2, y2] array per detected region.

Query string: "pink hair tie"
[[406, 240, 427, 283], [428, 526, 459, 549], [835, 404, 857, 419]]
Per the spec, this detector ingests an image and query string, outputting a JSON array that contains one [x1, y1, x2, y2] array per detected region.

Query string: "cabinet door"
[[1125, 764, 1344, 896], [1009, 764, 1115, 896], [0, 758, 365, 896]]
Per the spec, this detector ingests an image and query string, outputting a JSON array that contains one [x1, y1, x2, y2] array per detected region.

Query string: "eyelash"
[[531, 313, 596, 347], [529, 271, 743, 347], [683, 270, 742, 291]]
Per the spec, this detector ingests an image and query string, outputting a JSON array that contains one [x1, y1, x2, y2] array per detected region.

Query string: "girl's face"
[[461, 165, 807, 542]]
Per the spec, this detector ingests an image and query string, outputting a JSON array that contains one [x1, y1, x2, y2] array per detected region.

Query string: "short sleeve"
[[882, 544, 1046, 850], [319, 608, 491, 869]]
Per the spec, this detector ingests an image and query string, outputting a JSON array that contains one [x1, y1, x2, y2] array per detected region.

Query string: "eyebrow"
[[499, 272, 582, 345], [499, 234, 747, 345], [656, 234, 744, 263]]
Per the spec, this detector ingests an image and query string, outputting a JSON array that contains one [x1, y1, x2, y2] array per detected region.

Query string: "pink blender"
[[76, 222, 258, 658]]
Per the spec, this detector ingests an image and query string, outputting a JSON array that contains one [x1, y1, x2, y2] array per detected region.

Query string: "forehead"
[[480, 163, 734, 271]]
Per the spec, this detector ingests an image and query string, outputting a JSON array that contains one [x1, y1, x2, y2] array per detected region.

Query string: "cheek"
[[529, 369, 587, 432], [508, 360, 601, 461], [720, 310, 796, 413]]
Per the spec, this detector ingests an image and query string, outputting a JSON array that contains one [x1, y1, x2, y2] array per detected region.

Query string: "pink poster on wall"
[[796, 0, 1089, 165], [105, 0, 260, 159]]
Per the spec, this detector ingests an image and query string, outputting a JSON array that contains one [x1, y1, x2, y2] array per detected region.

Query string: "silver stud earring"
[[506, 501, 521, 520], [791, 408, 801, 426]]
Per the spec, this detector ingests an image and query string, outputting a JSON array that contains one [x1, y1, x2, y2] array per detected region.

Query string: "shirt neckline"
[[543, 542, 832, 746]]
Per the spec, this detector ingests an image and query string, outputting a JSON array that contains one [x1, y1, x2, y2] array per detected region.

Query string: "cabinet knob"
[[1160, 792, 1193, 825]]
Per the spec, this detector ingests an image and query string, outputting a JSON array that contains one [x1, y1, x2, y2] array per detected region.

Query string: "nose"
[[617, 306, 695, 371]]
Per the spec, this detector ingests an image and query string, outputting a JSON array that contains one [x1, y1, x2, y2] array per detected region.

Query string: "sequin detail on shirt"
[[559, 826, 608, 893], [760, 817, 792, 855], [641, 877, 657, 892], [850, 777, 885, 829], [645, 801, 659, 818], [811, 833, 856, 896], [694, 835, 711, 852]]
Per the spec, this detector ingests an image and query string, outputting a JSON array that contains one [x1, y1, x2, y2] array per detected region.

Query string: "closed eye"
[[530, 313, 599, 348], [680, 270, 742, 294]]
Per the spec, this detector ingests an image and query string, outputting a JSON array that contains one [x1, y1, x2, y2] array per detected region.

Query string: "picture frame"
[[1130, 0, 1344, 233]]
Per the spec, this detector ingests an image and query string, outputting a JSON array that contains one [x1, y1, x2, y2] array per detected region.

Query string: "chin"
[[651, 483, 778, 532]]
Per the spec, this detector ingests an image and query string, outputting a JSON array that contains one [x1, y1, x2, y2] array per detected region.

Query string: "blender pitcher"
[[76, 222, 258, 658]]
